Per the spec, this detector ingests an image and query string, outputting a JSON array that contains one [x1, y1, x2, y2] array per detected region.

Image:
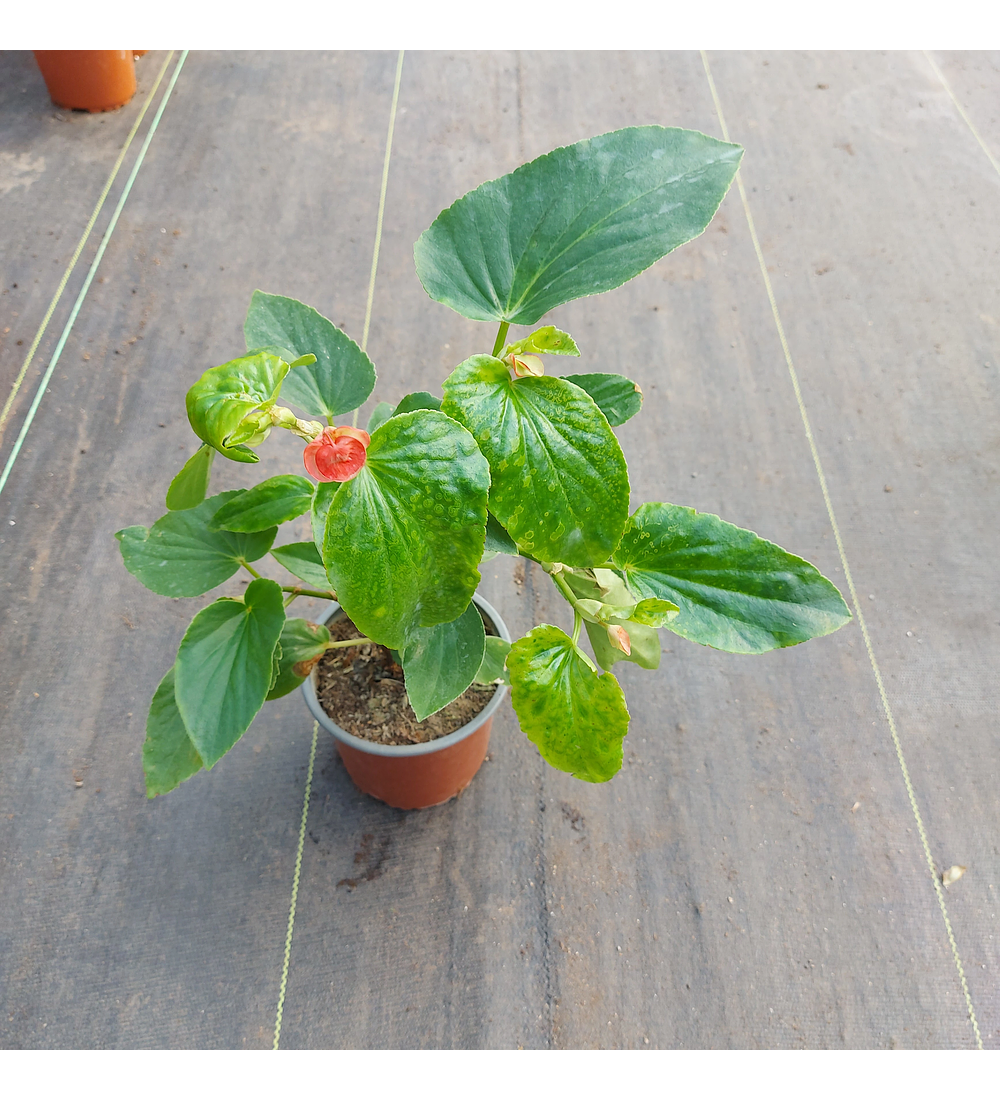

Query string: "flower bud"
[[303, 426, 371, 483], [607, 623, 631, 655], [509, 353, 545, 378]]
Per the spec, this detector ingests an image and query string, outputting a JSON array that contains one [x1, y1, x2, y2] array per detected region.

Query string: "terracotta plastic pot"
[[302, 594, 511, 810], [33, 51, 136, 112]]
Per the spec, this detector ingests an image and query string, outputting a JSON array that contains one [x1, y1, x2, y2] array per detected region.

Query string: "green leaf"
[[505, 326, 580, 357], [243, 291, 376, 418], [270, 541, 330, 590], [630, 598, 679, 627], [560, 373, 642, 427], [165, 444, 215, 511], [613, 503, 852, 653], [415, 125, 743, 325], [442, 355, 629, 567], [174, 578, 285, 768], [115, 491, 277, 598], [323, 410, 490, 650], [401, 601, 486, 720], [474, 635, 511, 685], [311, 480, 336, 550], [507, 624, 630, 783], [142, 667, 204, 797], [393, 391, 442, 416], [367, 401, 394, 434], [485, 511, 518, 556], [209, 475, 314, 533], [266, 617, 331, 700], [185, 352, 290, 463]]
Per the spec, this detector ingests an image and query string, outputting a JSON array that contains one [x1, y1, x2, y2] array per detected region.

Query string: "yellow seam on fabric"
[[272, 720, 318, 1051], [923, 51, 1000, 181], [361, 50, 405, 355], [700, 50, 984, 1051], [0, 51, 173, 439], [273, 56, 407, 1046]]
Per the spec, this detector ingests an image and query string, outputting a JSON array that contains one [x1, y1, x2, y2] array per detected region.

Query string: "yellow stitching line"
[[0, 51, 173, 440], [923, 51, 1000, 180], [273, 54, 406, 1049], [272, 720, 318, 1051], [361, 50, 405, 355], [700, 50, 984, 1051]]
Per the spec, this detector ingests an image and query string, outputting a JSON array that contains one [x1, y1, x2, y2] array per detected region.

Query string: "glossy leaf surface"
[[474, 635, 511, 685], [401, 600, 486, 721], [560, 373, 642, 427], [311, 480, 335, 550], [266, 617, 331, 700], [142, 667, 203, 797], [210, 475, 314, 532], [165, 444, 215, 511], [270, 541, 330, 590], [484, 511, 518, 556]]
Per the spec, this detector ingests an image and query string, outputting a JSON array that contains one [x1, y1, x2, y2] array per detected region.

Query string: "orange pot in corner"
[[33, 51, 136, 112]]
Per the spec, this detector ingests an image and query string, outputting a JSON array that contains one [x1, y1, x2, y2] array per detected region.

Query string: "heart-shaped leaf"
[[243, 291, 376, 418], [560, 373, 642, 427], [165, 444, 215, 511], [142, 667, 204, 797], [415, 125, 743, 325], [270, 541, 331, 590], [401, 600, 486, 720], [613, 502, 852, 653], [507, 624, 630, 783], [209, 475, 314, 533], [266, 617, 331, 700], [116, 491, 277, 597], [174, 578, 285, 767], [323, 409, 489, 650], [186, 352, 290, 463], [442, 355, 629, 567]]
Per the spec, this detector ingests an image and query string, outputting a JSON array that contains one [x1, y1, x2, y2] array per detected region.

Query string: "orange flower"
[[607, 624, 631, 656], [303, 426, 370, 482]]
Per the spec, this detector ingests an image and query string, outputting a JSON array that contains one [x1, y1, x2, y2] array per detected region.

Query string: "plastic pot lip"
[[301, 592, 511, 758]]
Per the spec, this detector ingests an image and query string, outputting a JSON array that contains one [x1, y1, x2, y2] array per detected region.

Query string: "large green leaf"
[[442, 355, 629, 567], [174, 578, 285, 768], [185, 352, 290, 463], [311, 480, 336, 549], [560, 373, 642, 427], [165, 444, 215, 511], [322, 410, 490, 650], [613, 503, 852, 653], [267, 617, 331, 700], [142, 667, 204, 797], [115, 491, 277, 598], [270, 541, 330, 590], [507, 624, 630, 783], [243, 291, 376, 418], [414, 126, 743, 325], [209, 475, 314, 533], [401, 600, 486, 721]]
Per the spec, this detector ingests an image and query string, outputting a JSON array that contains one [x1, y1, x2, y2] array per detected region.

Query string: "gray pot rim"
[[301, 593, 510, 758]]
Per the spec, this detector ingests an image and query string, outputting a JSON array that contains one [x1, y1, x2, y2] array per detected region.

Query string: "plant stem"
[[571, 610, 582, 646], [280, 585, 337, 601], [283, 592, 299, 608], [240, 560, 263, 579], [491, 321, 510, 358], [325, 636, 374, 650]]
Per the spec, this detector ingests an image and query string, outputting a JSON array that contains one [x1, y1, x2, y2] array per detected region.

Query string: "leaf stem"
[[491, 321, 510, 358], [324, 636, 374, 650], [571, 610, 582, 646], [283, 592, 299, 608], [280, 585, 337, 601], [240, 560, 263, 579]]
